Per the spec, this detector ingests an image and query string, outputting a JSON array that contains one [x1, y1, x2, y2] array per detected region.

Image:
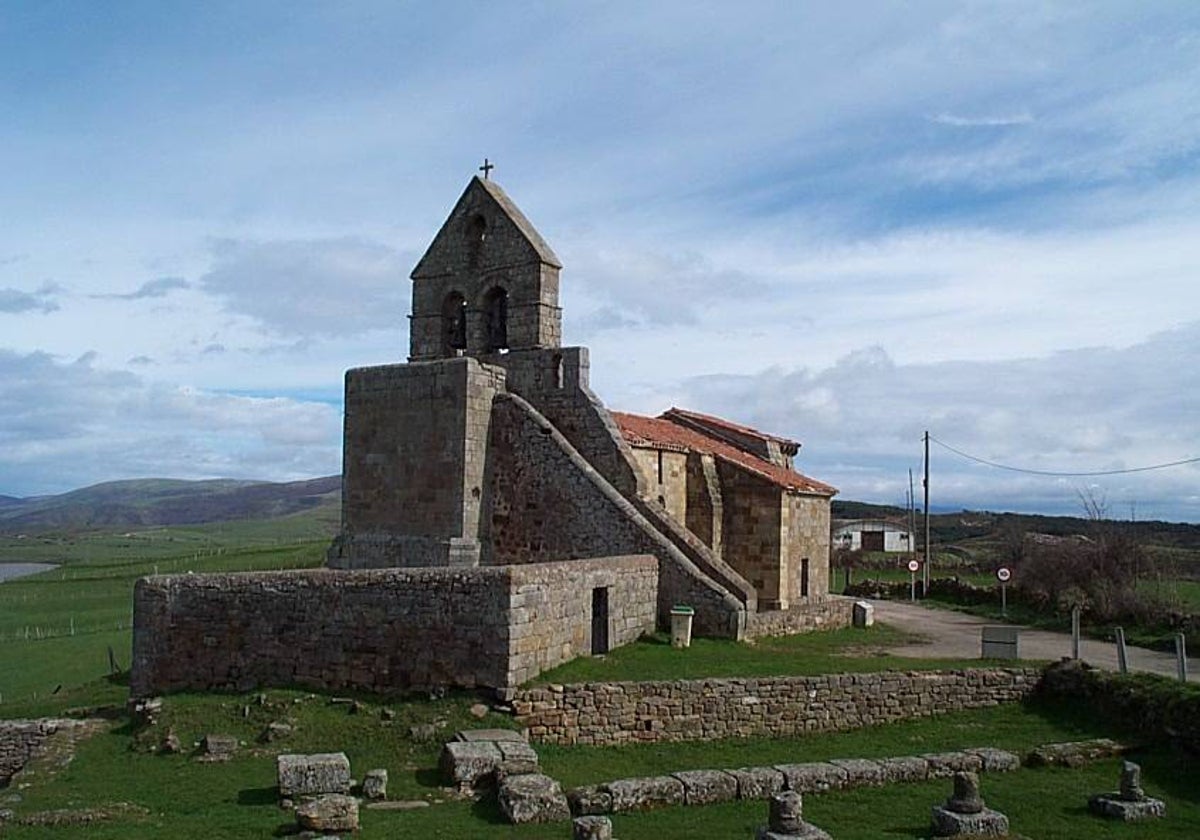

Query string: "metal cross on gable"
[[479, 158, 494, 179]]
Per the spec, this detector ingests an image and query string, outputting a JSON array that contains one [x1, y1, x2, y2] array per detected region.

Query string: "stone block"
[[497, 740, 540, 776], [363, 768, 388, 800], [968, 747, 1020, 773], [295, 793, 359, 833], [455, 728, 527, 743], [672, 769, 738, 805], [277, 752, 352, 797], [200, 733, 237, 760], [922, 751, 983, 778], [774, 762, 847, 793], [726, 766, 787, 799], [929, 804, 1009, 837], [877, 756, 929, 784], [567, 785, 613, 816], [573, 815, 613, 840], [829, 758, 885, 786], [1088, 793, 1166, 821], [1025, 738, 1125, 768], [498, 773, 571, 824], [439, 740, 502, 789], [604, 775, 685, 812]]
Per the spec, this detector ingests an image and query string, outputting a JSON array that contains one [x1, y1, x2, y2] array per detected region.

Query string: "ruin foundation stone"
[[1088, 761, 1166, 822], [929, 771, 1010, 838], [755, 791, 832, 840]]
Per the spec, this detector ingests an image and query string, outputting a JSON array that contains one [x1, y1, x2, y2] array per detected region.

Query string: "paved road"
[[867, 598, 1197, 683]]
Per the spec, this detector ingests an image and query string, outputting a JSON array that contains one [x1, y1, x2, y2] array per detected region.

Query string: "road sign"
[[907, 559, 920, 573], [996, 567, 1012, 583]]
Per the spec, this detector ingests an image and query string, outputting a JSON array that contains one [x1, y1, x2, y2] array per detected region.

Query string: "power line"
[[928, 435, 1200, 477]]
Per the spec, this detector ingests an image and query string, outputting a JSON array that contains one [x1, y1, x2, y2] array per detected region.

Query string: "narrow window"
[[552, 353, 564, 389], [801, 557, 810, 598], [483, 287, 508, 352], [591, 587, 609, 655], [441, 292, 467, 355], [656, 450, 664, 484], [466, 214, 487, 268]]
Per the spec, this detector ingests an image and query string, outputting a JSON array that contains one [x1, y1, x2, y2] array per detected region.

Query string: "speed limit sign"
[[996, 567, 1011, 583], [907, 559, 920, 573]]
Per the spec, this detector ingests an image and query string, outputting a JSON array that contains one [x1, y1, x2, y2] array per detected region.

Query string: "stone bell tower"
[[408, 176, 562, 361]]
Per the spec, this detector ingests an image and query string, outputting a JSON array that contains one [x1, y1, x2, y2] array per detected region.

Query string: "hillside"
[[0, 475, 340, 532]]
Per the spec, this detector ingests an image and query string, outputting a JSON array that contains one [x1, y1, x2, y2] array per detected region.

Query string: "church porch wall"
[[628, 447, 687, 522], [783, 494, 833, 604], [504, 556, 658, 686]]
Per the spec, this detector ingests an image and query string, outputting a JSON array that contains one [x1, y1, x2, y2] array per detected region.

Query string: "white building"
[[832, 519, 914, 553]]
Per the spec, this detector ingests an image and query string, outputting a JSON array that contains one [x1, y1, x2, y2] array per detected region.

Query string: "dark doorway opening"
[[800, 557, 810, 598], [862, 530, 885, 552], [591, 587, 609, 655]]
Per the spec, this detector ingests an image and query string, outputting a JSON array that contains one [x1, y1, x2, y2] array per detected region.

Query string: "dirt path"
[[867, 598, 1198, 683]]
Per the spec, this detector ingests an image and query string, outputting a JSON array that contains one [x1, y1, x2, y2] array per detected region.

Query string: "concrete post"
[[1177, 633, 1188, 683], [1115, 627, 1129, 675]]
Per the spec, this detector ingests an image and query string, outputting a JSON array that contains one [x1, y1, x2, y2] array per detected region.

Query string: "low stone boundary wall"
[[567, 746, 1021, 815], [514, 667, 1042, 745], [0, 719, 104, 786], [132, 555, 657, 697], [746, 597, 855, 638]]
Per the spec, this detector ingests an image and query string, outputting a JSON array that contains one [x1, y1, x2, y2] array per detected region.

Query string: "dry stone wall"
[[0, 719, 102, 786], [746, 597, 854, 639], [131, 557, 657, 697], [514, 667, 1042, 746]]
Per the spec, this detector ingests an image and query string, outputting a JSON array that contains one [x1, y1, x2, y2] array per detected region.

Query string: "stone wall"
[[330, 357, 506, 569], [745, 596, 855, 639], [131, 557, 657, 698], [514, 667, 1042, 745], [782, 493, 832, 605], [0, 719, 101, 786]]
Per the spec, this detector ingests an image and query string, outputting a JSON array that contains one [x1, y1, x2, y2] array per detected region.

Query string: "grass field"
[[0, 540, 328, 705], [0, 687, 1196, 839]]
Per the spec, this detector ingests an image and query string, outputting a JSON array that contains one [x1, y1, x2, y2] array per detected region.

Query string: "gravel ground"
[[866, 598, 1198, 683]]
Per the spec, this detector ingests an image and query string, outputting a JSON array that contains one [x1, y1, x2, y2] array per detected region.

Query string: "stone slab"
[[604, 775, 685, 812], [455, 728, 527, 743], [774, 762, 848, 793], [277, 753, 352, 797], [1088, 794, 1166, 821], [968, 747, 1020, 773], [295, 793, 359, 833], [567, 784, 613, 816], [440, 740, 502, 789], [923, 751, 983, 778], [726, 766, 787, 799], [829, 758, 886, 786], [877, 756, 929, 784], [672, 769, 738, 805], [930, 804, 1009, 837], [498, 773, 571, 824]]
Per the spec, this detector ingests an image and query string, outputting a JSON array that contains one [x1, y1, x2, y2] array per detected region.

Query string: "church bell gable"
[[409, 176, 563, 361]]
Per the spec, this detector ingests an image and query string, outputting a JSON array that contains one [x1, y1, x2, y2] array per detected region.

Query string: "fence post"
[[1177, 633, 1189, 683], [1115, 626, 1129, 674], [1071, 606, 1081, 660]]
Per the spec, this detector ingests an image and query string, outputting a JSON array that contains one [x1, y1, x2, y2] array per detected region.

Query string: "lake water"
[[0, 563, 58, 582]]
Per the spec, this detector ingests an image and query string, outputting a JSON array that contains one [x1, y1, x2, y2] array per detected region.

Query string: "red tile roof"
[[611, 410, 837, 497], [663, 407, 800, 451]]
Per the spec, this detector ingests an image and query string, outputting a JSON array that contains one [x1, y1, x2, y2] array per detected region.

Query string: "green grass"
[[0, 541, 328, 705], [1, 690, 1197, 838], [532, 625, 1008, 686]]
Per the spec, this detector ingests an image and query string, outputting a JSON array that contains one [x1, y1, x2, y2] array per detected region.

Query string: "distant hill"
[[0, 476, 341, 532]]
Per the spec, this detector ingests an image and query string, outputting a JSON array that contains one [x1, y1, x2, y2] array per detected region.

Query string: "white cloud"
[[198, 238, 413, 338], [662, 323, 1200, 522], [0, 350, 341, 496]]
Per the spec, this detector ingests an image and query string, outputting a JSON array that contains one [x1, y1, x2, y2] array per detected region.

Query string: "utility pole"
[[923, 431, 931, 592], [908, 469, 917, 561]]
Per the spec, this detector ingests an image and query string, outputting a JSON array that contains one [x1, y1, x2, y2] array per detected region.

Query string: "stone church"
[[326, 175, 841, 636], [131, 176, 848, 700]]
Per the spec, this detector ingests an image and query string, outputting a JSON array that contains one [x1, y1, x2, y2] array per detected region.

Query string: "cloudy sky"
[[2, 2, 1198, 521]]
